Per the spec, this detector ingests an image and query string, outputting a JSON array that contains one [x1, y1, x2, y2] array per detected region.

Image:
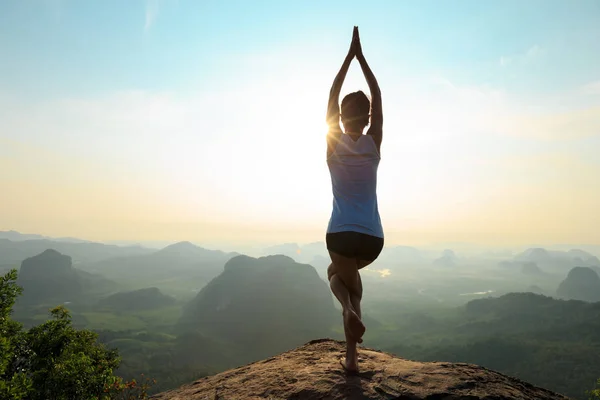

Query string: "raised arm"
[[326, 28, 357, 155], [355, 29, 383, 150]]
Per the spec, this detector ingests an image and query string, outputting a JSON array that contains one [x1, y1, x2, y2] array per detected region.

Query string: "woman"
[[326, 26, 384, 374]]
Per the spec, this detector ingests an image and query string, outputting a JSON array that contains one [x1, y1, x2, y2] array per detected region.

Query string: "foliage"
[[381, 293, 600, 400], [0, 269, 153, 399], [588, 379, 600, 400], [99, 374, 156, 400], [0, 270, 31, 400]]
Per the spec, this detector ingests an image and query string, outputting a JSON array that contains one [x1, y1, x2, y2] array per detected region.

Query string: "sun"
[[256, 119, 333, 221]]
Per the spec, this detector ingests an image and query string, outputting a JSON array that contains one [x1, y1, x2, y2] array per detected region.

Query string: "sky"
[[1, 0, 599, 249]]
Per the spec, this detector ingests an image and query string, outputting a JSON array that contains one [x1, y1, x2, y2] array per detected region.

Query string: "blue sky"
[[2, 0, 599, 98], [1, 0, 599, 247]]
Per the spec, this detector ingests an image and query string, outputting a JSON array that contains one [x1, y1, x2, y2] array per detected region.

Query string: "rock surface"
[[150, 338, 569, 400]]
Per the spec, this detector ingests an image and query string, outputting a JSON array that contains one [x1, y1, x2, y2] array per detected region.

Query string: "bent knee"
[[334, 267, 360, 291], [327, 263, 336, 281]]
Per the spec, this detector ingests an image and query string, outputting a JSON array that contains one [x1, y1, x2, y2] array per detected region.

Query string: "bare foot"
[[343, 309, 366, 343], [340, 356, 359, 374]]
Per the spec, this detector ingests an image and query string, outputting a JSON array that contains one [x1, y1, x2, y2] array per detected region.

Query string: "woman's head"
[[341, 90, 370, 132]]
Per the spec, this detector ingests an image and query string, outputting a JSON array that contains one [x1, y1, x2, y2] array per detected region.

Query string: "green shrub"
[[0, 269, 152, 399], [588, 379, 600, 400]]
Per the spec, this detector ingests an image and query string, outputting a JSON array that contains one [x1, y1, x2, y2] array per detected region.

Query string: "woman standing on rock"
[[325, 26, 384, 374]]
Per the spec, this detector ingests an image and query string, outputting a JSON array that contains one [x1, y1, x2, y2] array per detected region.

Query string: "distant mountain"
[[384, 293, 600, 400], [97, 287, 176, 311], [308, 255, 330, 279], [433, 249, 457, 267], [379, 245, 425, 265], [567, 249, 598, 261], [526, 285, 545, 295], [556, 267, 600, 302], [0, 238, 153, 266], [17, 249, 83, 305], [77, 269, 118, 296], [86, 241, 237, 287], [516, 248, 553, 263], [262, 242, 329, 265], [521, 262, 544, 275], [0, 230, 48, 241], [480, 249, 514, 259], [566, 249, 600, 269], [514, 247, 600, 272], [496, 260, 546, 277], [0, 230, 92, 243], [154, 241, 233, 261], [179, 254, 336, 362], [13, 248, 117, 307], [263, 243, 300, 258], [463, 292, 600, 336], [103, 240, 177, 249]]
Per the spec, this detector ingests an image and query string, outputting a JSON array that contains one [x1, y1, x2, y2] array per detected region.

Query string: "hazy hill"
[[77, 268, 118, 296], [16, 249, 83, 305], [462, 292, 600, 338], [556, 266, 600, 302], [85, 241, 237, 295], [0, 237, 153, 266], [308, 254, 330, 279], [262, 242, 301, 258], [527, 284, 545, 295], [381, 291, 600, 349], [0, 230, 91, 243], [379, 245, 426, 265], [567, 248, 599, 260], [383, 293, 600, 399], [498, 260, 545, 273], [433, 249, 457, 267], [88, 241, 236, 269], [522, 262, 544, 275], [0, 230, 50, 241], [464, 292, 600, 323], [262, 241, 330, 265], [150, 339, 568, 400], [14, 248, 117, 307], [515, 247, 600, 272], [179, 255, 336, 362], [97, 287, 176, 311]]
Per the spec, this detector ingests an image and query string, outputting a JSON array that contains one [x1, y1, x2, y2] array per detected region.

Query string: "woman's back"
[[327, 134, 383, 238]]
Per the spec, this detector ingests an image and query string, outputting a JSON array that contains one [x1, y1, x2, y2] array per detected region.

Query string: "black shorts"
[[326, 231, 384, 262]]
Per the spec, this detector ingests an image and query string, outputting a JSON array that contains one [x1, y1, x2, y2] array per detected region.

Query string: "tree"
[[0, 269, 31, 400], [23, 305, 122, 400], [0, 269, 151, 399]]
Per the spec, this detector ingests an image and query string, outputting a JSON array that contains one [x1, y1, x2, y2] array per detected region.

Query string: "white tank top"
[[326, 134, 384, 238]]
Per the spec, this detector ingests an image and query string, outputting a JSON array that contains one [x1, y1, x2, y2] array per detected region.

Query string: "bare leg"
[[346, 272, 363, 372], [328, 266, 354, 311], [328, 272, 361, 371], [327, 262, 365, 342], [327, 256, 366, 373], [351, 260, 370, 320], [350, 270, 363, 320], [342, 308, 359, 373]]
